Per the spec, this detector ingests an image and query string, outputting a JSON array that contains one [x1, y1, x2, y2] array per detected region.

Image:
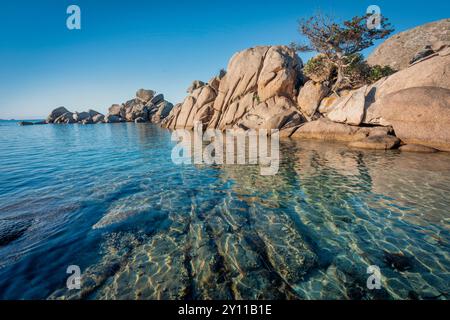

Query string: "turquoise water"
[[0, 120, 449, 300]]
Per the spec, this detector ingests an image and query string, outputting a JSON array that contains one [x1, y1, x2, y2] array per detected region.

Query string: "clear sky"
[[0, 0, 449, 119]]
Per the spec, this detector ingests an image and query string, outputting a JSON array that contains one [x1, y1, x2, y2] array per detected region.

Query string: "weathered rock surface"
[[364, 87, 450, 151], [163, 82, 218, 129], [104, 114, 123, 123], [327, 86, 367, 125], [54, 112, 76, 124], [290, 118, 390, 143], [73, 112, 90, 122], [187, 80, 206, 94], [92, 114, 105, 123], [108, 104, 125, 118], [165, 46, 303, 132], [46, 107, 70, 123], [297, 80, 329, 118], [136, 89, 155, 103], [367, 51, 450, 107], [367, 18, 450, 70], [149, 100, 174, 123]]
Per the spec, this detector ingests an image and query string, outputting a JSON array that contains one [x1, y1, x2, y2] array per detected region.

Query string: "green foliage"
[[303, 55, 335, 82], [367, 65, 397, 83], [303, 52, 397, 88], [342, 54, 397, 87], [253, 92, 261, 104]]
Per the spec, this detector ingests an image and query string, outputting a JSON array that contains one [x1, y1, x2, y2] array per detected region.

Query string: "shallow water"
[[0, 120, 449, 300]]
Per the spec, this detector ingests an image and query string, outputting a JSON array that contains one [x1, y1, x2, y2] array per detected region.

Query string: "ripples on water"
[[0, 120, 448, 300]]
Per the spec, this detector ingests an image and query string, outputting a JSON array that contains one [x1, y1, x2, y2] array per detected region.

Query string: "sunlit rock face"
[[367, 18, 450, 70], [163, 46, 304, 134]]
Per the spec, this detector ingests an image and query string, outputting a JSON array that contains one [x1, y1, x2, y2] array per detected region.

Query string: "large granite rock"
[[92, 114, 105, 123], [136, 89, 155, 103], [54, 112, 76, 124], [149, 100, 174, 123], [46, 107, 70, 123], [104, 114, 123, 123], [166, 46, 303, 132], [367, 18, 450, 70], [326, 86, 367, 125], [124, 100, 149, 122], [297, 81, 329, 118], [364, 87, 450, 151], [73, 112, 90, 122], [236, 96, 304, 132], [108, 104, 125, 118]]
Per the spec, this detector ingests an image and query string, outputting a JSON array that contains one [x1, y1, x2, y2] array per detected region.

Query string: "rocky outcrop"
[[164, 46, 304, 134], [367, 18, 450, 70]]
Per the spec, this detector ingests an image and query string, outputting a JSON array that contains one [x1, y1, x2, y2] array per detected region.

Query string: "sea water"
[[0, 120, 448, 299]]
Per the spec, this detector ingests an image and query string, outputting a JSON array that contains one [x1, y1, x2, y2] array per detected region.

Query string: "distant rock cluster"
[[44, 89, 173, 125]]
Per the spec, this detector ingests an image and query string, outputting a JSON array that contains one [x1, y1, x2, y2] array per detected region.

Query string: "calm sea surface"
[[0, 120, 449, 300]]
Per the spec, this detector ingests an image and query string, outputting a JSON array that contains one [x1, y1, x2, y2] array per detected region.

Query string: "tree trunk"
[[332, 65, 344, 96]]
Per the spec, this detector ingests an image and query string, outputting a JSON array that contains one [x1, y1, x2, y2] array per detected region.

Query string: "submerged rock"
[[349, 135, 400, 150], [0, 219, 32, 247], [384, 252, 414, 272], [18, 121, 34, 126]]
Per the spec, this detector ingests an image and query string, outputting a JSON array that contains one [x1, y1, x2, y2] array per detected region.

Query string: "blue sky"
[[0, 0, 449, 119]]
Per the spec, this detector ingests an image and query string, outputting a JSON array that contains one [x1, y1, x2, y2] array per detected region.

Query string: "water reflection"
[[0, 123, 448, 300]]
